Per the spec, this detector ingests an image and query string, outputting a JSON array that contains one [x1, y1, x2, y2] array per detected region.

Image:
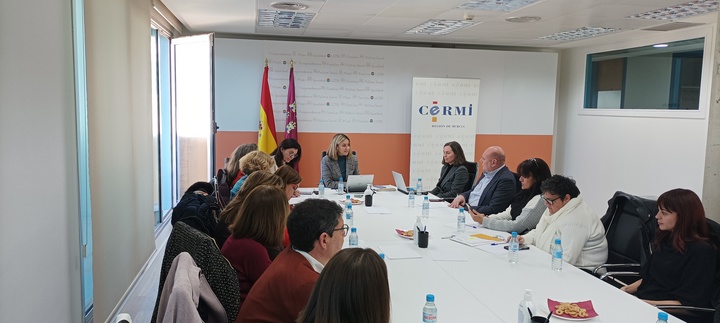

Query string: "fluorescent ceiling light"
[[627, 0, 718, 20], [258, 9, 315, 28], [458, 0, 541, 12], [405, 19, 477, 35], [653, 44, 669, 48], [539, 27, 622, 42]]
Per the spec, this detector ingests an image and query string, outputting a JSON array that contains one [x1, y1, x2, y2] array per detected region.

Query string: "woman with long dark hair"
[[621, 189, 717, 311], [469, 157, 551, 234], [297, 248, 390, 323], [270, 138, 302, 169], [429, 141, 469, 198]]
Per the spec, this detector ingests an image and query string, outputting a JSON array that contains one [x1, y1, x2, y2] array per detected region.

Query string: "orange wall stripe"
[[216, 132, 552, 187]]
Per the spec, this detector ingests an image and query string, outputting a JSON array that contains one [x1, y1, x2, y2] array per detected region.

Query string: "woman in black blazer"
[[430, 141, 469, 198]]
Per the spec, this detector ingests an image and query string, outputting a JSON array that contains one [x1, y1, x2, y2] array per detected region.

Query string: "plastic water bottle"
[[349, 227, 358, 247], [337, 177, 344, 194], [408, 188, 416, 207], [457, 208, 466, 233], [416, 178, 423, 192], [345, 204, 354, 227], [552, 238, 563, 271], [508, 231, 519, 264], [518, 289, 536, 323], [422, 294, 437, 323], [318, 181, 325, 198], [422, 195, 430, 218], [656, 311, 668, 323], [345, 194, 352, 211], [414, 216, 423, 245]]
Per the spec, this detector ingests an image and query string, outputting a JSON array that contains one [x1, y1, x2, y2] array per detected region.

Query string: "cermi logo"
[[418, 101, 473, 122]]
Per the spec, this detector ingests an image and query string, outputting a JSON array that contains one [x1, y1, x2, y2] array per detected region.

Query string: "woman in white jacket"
[[516, 175, 608, 269]]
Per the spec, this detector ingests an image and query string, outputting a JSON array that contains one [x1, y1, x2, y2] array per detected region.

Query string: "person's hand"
[[449, 195, 465, 208], [620, 285, 637, 294], [292, 190, 301, 198], [468, 209, 485, 224]]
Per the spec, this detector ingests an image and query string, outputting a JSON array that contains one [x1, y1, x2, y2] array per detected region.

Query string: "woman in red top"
[[221, 185, 289, 311]]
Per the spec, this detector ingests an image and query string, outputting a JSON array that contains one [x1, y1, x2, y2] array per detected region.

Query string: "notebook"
[[346, 174, 374, 192]]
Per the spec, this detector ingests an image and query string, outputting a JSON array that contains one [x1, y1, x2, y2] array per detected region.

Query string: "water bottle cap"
[[418, 178, 422, 180], [658, 312, 668, 320], [351, 227, 357, 232], [339, 177, 343, 181], [424, 195, 429, 200], [409, 188, 414, 192], [378, 253, 385, 259], [511, 231, 518, 237], [346, 194, 351, 198], [426, 294, 434, 302], [554, 238, 561, 244]]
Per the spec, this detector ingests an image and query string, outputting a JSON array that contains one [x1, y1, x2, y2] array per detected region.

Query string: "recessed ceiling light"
[[270, 2, 308, 10], [405, 19, 477, 35], [538, 27, 622, 42], [258, 9, 315, 28], [627, 0, 718, 20], [458, 0, 541, 12], [506, 16, 541, 23], [653, 44, 669, 48]]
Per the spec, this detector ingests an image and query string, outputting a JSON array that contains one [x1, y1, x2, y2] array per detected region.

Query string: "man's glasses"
[[542, 195, 560, 205], [331, 224, 349, 236]]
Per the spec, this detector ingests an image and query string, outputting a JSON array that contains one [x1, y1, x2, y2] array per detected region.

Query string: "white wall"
[[555, 25, 715, 217], [0, 1, 82, 322]]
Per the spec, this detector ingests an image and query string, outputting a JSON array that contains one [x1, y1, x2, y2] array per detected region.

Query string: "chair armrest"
[[592, 263, 641, 275], [599, 271, 641, 282]]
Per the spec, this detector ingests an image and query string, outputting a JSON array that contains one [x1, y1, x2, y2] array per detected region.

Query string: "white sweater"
[[483, 194, 546, 234], [523, 195, 608, 269]]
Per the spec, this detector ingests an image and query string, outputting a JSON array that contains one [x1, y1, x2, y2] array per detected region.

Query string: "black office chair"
[[463, 162, 478, 192], [592, 191, 658, 286]]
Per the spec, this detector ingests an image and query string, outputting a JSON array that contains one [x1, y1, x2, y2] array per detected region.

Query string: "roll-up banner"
[[410, 77, 479, 191]]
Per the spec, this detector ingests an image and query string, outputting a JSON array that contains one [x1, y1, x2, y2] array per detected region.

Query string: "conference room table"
[[291, 188, 679, 323]]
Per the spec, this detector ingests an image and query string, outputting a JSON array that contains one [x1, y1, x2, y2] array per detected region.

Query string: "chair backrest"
[[464, 162, 478, 192], [600, 191, 658, 266], [151, 222, 240, 323]]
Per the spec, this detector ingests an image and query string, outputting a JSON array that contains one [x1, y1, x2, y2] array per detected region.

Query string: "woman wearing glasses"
[[270, 138, 302, 169], [220, 185, 289, 310], [469, 158, 551, 234], [620, 189, 717, 320], [321, 133, 359, 189], [429, 141, 470, 198], [513, 175, 608, 269], [298, 248, 390, 323], [275, 165, 303, 199]]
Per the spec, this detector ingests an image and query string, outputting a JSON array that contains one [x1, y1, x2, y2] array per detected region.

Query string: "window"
[[151, 27, 174, 225], [584, 37, 704, 110]]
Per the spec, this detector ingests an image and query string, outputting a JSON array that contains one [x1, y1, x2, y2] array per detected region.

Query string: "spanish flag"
[[258, 59, 277, 153]]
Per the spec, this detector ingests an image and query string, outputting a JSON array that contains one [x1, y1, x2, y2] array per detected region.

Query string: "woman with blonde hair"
[[230, 150, 276, 198], [275, 165, 303, 199], [297, 248, 390, 323], [221, 185, 289, 311], [320, 133, 359, 189], [214, 171, 284, 249]]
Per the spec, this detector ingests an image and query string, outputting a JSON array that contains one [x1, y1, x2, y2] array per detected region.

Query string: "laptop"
[[392, 171, 410, 195], [346, 174, 374, 193]]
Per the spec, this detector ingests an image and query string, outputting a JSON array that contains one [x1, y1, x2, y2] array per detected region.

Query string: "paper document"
[[365, 207, 391, 214], [378, 245, 423, 259], [429, 248, 468, 261], [450, 233, 504, 247]]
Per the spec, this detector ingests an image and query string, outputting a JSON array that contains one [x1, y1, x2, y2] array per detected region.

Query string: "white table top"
[[291, 188, 678, 323]]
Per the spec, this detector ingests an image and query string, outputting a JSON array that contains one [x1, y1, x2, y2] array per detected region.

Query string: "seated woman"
[[275, 165, 302, 199], [469, 158, 551, 234], [230, 150, 276, 199], [221, 185, 288, 311], [621, 189, 717, 312], [297, 248, 390, 323], [429, 141, 469, 198], [214, 172, 285, 249], [516, 175, 608, 269], [226, 143, 258, 187], [320, 133, 359, 189], [270, 138, 302, 170]]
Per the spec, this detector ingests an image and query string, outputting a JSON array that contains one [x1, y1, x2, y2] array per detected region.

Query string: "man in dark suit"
[[450, 146, 517, 215]]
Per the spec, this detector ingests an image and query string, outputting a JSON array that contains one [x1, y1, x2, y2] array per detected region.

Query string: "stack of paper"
[[450, 233, 503, 247]]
